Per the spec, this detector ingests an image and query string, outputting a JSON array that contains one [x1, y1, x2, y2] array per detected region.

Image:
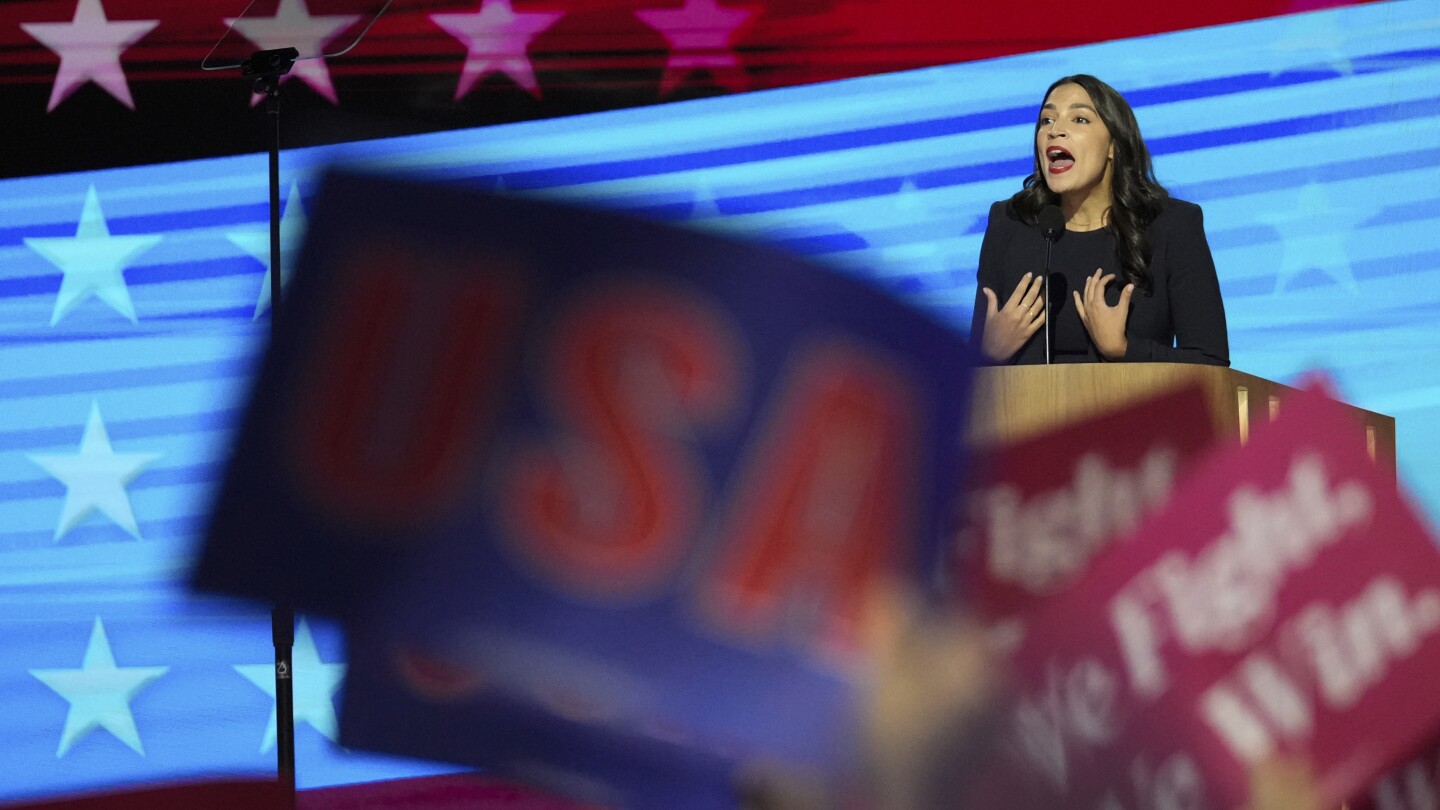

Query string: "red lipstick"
[[1046, 146, 1074, 175]]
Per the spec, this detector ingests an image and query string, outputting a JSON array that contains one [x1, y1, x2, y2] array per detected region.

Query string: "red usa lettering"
[[1110, 454, 1372, 698], [976, 448, 1177, 594], [291, 245, 526, 526], [500, 283, 742, 599], [700, 342, 922, 660]]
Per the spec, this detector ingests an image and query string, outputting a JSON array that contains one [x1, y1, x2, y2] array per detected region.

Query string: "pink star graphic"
[[21, 0, 159, 112], [430, 0, 563, 100], [224, 0, 362, 105], [636, 0, 753, 96]]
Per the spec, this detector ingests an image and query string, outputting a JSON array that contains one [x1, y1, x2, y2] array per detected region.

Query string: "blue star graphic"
[[24, 185, 161, 325], [28, 401, 162, 541], [29, 617, 169, 757]]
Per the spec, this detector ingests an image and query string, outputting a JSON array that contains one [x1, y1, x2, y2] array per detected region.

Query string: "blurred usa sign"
[[194, 171, 975, 807]]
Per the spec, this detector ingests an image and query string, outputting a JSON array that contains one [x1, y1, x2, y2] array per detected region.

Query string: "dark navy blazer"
[[970, 197, 1229, 366]]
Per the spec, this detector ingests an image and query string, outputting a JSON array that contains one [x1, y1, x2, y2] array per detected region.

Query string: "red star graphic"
[[636, 0, 755, 96]]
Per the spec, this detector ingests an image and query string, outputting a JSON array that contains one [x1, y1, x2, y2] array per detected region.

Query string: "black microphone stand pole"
[[1042, 240, 1053, 365], [241, 45, 300, 810], [1039, 208, 1063, 365]]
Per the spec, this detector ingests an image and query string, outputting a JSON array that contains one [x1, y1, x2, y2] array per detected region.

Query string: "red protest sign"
[[955, 384, 1218, 625], [970, 387, 1440, 810]]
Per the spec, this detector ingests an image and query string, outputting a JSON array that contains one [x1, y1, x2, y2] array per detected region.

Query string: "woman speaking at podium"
[[971, 74, 1229, 366]]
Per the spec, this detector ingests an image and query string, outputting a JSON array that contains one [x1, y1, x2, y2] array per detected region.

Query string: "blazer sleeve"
[[1123, 202, 1230, 366], [970, 201, 1015, 364]]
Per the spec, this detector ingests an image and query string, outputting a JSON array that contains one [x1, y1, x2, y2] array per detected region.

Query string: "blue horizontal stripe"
[[0, 322, 261, 343], [0, 256, 261, 299], [0, 201, 281, 250], [0, 408, 246, 453], [0, 513, 215, 555], [399, 48, 1434, 194], [1171, 147, 1440, 204], [1150, 95, 1440, 157], [769, 232, 871, 254], [7, 460, 226, 504], [0, 357, 256, 400]]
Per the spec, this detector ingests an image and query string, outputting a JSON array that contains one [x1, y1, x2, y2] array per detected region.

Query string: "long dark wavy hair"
[[1009, 74, 1168, 287]]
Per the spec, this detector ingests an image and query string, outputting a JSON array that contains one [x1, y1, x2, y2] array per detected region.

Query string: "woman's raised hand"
[[1073, 268, 1133, 360], [980, 272, 1046, 363]]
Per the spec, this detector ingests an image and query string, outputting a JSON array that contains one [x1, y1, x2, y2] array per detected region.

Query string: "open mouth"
[[1046, 146, 1074, 174]]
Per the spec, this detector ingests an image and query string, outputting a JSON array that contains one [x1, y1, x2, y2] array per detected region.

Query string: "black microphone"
[[1039, 205, 1065, 242], [1038, 205, 1064, 364]]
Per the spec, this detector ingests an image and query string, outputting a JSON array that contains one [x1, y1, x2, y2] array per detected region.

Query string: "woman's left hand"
[[1073, 269, 1133, 360]]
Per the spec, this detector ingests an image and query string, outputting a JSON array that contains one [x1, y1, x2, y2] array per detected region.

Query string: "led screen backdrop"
[[1, 0, 1437, 800], [0, 0, 1356, 178]]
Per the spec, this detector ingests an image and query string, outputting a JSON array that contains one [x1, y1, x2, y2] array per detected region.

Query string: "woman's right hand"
[[980, 272, 1046, 362]]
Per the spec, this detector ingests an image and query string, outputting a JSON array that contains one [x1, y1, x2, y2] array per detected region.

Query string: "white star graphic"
[[875, 177, 944, 266], [30, 617, 169, 757], [1363, 13, 1440, 70], [430, 0, 563, 99], [25, 185, 160, 326], [234, 619, 346, 753], [636, 0, 753, 96], [225, 0, 361, 105], [226, 182, 309, 319], [21, 0, 158, 112], [1261, 182, 1367, 295], [689, 178, 724, 220], [834, 179, 969, 273], [877, 179, 949, 272], [1267, 10, 1355, 78], [29, 401, 161, 542]]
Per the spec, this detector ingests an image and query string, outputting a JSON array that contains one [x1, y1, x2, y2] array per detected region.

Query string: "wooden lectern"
[[966, 364, 1396, 480]]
